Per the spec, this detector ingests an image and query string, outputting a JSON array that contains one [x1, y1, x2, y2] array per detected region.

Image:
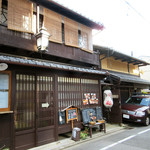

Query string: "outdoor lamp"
[[35, 27, 50, 52]]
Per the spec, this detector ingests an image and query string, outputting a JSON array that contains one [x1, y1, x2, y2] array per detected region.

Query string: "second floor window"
[[0, 0, 93, 52], [0, 0, 7, 26], [7, 0, 33, 33], [44, 8, 62, 43]]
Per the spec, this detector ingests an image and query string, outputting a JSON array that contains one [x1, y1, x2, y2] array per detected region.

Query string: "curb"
[[59, 126, 126, 150], [29, 125, 127, 150]]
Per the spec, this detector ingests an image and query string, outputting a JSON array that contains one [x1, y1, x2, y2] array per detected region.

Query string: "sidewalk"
[[29, 123, 127, 150]]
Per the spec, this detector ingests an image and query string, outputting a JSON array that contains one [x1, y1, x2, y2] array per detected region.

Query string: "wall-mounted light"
[[35, 27, 50, 52], [35, 4, 50, 52]]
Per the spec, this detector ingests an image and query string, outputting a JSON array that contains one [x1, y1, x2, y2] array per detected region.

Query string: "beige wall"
[[140, 65, 150, 81], [101, 55, 140, 75]]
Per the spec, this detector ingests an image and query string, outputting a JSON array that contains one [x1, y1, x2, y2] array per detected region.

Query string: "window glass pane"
[[0, 74, 9, 89], [0, 91, 8, 108]]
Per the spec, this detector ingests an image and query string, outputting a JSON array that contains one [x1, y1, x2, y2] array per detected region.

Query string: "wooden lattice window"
[[0, 0, 7, 26], [58, 77, 81, 111], [81, 79, 99, 105], [37, 75, 54, 128], [0, 71, 11, 112], [58, 77, 100, 111], [15, 74, 35, 131]]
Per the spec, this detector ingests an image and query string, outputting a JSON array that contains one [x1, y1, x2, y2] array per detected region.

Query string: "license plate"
[[123, 114, 130, 119]]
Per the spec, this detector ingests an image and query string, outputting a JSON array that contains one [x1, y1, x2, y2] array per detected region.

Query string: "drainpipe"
[[36, 4, 40, 33]]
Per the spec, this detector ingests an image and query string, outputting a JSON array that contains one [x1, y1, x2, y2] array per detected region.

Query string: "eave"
[[94, 45, 150, 66], [30, 0, 104, 30]]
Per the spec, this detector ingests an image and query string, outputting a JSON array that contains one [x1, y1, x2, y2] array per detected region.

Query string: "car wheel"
[[144, 117, 150, 126]]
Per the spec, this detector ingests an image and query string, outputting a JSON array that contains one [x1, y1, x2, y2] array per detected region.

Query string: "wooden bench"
[[81, 107, 106, 138], [83, 121, 106, 138]]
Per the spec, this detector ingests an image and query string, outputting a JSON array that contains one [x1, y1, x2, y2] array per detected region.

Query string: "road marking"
[[99, 128, 150, 150], [137, 128, 150, 135]]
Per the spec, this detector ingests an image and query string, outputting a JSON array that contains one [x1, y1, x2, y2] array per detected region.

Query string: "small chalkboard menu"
[[66, 107, 78, 123]]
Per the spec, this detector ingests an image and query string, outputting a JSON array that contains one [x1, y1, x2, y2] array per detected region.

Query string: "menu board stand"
[[66, 106, 78, 130]]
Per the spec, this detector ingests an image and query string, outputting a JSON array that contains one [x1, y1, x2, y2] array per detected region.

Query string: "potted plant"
[[80, 127, 88, 140]]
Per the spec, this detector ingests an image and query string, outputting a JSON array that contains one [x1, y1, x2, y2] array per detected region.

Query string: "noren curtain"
[[81, 24, 93, 52], [44, 8, 62, 43], [8, 0, 33, 33], [64, 17, 79, 47]]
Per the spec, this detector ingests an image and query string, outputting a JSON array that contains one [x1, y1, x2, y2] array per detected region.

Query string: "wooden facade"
[[94, 45, 150, 124], [100, 55, 139, 75], [0, 65, 106, 150], [0, 0, 105, 149]]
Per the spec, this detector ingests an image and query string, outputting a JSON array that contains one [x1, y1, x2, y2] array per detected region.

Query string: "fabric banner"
[[8, 0, 33, 33], [44, 8, 62, 43], [64, 17, 79, 47]]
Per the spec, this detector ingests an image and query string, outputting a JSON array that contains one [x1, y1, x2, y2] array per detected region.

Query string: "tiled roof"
[[110, 72, 150, 85], [30, 0, 104, 30], [0, 53, 107, 75]]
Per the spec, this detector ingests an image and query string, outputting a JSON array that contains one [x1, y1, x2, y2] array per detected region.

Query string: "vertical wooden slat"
[[11, 71, 16, 150], [54, 74, 58, 141], [35, 75, 38, 147], [0, 0, 2, 24]]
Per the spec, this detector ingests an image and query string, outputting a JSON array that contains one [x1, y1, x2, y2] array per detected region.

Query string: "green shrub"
[[80, 127, 88, 140]]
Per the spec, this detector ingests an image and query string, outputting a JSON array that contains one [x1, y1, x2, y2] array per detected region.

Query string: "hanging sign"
[[0, 63, 8, 71], [42, 102, 49, 108]]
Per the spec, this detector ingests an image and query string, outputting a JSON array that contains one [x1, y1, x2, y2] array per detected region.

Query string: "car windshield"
[[126, 97, 150, 106]]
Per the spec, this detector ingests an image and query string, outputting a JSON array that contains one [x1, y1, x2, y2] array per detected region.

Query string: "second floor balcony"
[[0, 0, 101, 67]]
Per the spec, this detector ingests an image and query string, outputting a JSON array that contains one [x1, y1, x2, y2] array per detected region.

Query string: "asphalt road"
[[65, 123, 150, 150]]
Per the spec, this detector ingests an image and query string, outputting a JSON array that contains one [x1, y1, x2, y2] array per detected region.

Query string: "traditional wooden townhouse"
[[94, 45, 150, 124], [0, 0, 106, 149]]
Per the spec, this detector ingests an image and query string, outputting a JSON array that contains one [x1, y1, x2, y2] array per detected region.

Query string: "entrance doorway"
[[14, 73, 55, 150]]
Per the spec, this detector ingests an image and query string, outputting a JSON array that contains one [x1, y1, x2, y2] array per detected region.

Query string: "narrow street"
[[64, 123, 150, 150]]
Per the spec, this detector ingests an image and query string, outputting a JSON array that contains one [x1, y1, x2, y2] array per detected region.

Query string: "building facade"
[[0, 0, 106, 150], [94, 45, 150, 124]]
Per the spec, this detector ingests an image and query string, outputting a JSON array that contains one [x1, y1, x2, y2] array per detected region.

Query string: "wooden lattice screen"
[[81, 79, 99, 105], [15, 74, 35, 131], [58, 77, 81, 111], [37, 75, 54, 128], [44, 8, 62, 43], [8, 0, 33, 33], [64, 17, 79, 47], [81, 24, 93, 51], [58, 77, 99, 112], [15, 74, 55, 131]]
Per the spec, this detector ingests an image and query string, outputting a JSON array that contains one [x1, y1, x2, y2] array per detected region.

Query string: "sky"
[[53, 0, 150, 58]]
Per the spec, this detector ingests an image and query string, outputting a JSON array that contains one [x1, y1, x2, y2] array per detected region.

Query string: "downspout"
[[36, 4, 40, 33]]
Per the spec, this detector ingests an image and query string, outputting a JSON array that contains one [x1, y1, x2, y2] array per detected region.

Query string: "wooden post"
[[35, 75, 38, 146], [54, 75, 59, 141], [71, 120, 73, 130]]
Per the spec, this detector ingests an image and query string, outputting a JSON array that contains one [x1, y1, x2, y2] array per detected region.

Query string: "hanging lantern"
[[103, 90, 113, 108], [35, 27, 50, 52]]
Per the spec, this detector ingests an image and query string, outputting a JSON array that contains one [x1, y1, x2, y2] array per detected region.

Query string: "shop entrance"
[[14, 73, 56, 150]]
